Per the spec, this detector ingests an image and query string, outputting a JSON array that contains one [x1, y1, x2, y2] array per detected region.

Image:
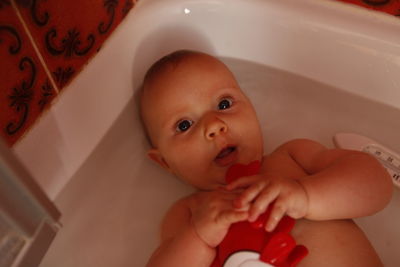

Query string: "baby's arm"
[[227, 139, 393, 230], [146, 191, 248, 267], [286, 139, 393, 220]]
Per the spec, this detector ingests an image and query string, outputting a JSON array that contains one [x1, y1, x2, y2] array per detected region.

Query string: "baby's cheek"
[[175, 161, 207, 186]]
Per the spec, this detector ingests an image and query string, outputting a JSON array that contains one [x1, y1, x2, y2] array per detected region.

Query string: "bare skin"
[[262, 145, 383, 267], [148, 140, 385, 267]]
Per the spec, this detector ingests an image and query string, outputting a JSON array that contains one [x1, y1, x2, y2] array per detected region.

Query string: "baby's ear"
[[147, 149, 172, 172]]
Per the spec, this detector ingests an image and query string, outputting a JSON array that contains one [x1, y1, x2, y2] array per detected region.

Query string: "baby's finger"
[[248, 187, 279, 222], [217, 210, 249, 225], [265, 199, 287, 232], [225, 175, 260, 191], [209, 195, 250, 214], [210, 190, 245, 204], [233, 180, 269, 209]]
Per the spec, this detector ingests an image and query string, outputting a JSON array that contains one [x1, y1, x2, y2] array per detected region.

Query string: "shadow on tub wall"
[[131, 24, 216, 94]]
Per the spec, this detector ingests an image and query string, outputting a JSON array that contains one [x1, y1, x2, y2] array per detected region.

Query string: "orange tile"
[[0, 1, 57, 146], [336, 0, 400, 16], [15, 0, 136, 89]]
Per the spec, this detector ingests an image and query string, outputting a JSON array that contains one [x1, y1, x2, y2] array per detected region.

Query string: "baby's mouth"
[[214, 146, 238, 167], [216, 146, 236, 158]]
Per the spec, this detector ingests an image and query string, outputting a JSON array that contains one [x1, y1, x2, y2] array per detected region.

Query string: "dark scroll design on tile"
[[98, 0, 118, 34], [45, 27, 95, 57], [15, 0, 49, 26], [0, 0, 11, 9], [0, 25, 22, 54], [362, 0, 390, 6], [53, 66, 75, 88], [6, 57, 35, 135], [38, 79, 53, 110], [122, 0, 134, 17], [30, 0, 50, 26]]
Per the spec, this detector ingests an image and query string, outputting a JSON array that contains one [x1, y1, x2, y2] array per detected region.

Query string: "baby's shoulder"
[[273, 138, 326, 154], [262, 139, 328, 176], [264, 138, 327, 164]]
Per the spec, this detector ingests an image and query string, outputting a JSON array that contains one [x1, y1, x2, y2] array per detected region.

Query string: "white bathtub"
[[13, 0, 400, 266]]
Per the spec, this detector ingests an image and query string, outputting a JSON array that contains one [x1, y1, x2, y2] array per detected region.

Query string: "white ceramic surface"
[[11, 0, 400, 266]]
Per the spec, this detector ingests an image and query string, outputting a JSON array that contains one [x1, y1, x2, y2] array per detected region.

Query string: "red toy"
[[211, 161, 308, 267]]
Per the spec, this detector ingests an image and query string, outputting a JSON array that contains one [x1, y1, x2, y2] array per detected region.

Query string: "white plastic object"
[[238, 260, 274, 267], [223, 251, 274, 267], [333, 133, 400, 189]]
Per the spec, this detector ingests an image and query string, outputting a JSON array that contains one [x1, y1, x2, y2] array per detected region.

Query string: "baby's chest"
[[261, 152, 308, 180]]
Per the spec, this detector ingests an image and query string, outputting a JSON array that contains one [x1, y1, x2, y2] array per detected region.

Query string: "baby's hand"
[[226, 175, 309, 232], [189, 190, 249, 248]]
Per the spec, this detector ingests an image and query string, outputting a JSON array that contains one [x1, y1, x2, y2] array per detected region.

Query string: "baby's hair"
[[143, 49, 203, 85]]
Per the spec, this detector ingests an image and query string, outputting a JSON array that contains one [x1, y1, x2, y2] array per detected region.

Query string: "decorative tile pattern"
[[336, 0, 400, 16], [15, 0, 136, 89], [0, 1, 57, 146], [0, 0, 135, 146]]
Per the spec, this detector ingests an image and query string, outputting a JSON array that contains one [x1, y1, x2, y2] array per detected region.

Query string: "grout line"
[[11, 0, 60, 94]]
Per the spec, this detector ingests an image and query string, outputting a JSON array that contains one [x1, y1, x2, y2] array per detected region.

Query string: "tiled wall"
[[0, 0, 136, 146], [0, 0, 398, 147], [338, 0, 400, 16]]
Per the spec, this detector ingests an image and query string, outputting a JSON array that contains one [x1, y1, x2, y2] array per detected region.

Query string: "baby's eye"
[[218, 98, 233, 110], [176, 119, 193, 132]]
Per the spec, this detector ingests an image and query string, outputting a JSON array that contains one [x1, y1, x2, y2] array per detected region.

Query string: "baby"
[[140, 50, 393, 267]]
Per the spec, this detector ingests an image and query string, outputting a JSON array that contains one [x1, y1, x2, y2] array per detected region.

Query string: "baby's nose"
[[204, 117, 228, 140]]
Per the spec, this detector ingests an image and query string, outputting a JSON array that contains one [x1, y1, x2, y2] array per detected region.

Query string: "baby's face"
[[141, 54, 263, 190]]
